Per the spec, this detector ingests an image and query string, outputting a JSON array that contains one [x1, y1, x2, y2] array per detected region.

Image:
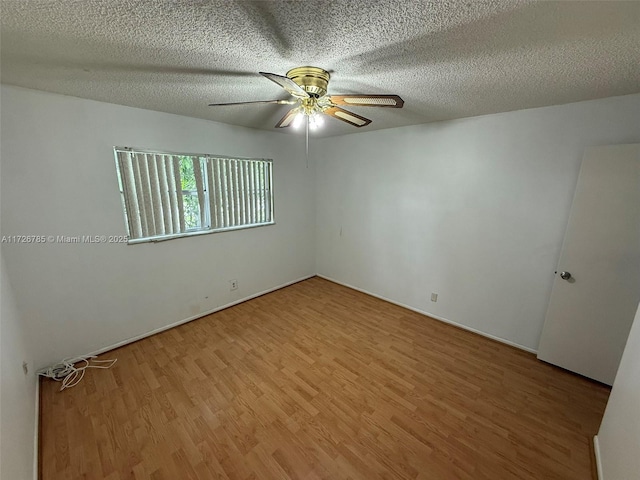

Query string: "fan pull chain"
[[306, 115, 309, 168]]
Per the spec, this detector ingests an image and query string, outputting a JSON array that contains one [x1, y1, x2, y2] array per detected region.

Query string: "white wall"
[[1, 253, 37, 480], [596, 301, 640, 479], [0, 85, 316, 370], [315, 93, 640, 351]]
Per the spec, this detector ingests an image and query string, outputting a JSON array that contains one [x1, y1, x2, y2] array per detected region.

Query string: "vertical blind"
[[115, 148, 273, 242]]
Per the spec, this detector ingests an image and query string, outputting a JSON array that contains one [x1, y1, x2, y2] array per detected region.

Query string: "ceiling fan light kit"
[[209, 65, 404, 131]]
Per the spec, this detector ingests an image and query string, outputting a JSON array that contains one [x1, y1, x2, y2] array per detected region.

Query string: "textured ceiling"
[[1, 0, 639, 137]]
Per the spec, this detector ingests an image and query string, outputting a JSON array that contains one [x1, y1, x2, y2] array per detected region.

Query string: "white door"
[[537, 144, 640, 385]]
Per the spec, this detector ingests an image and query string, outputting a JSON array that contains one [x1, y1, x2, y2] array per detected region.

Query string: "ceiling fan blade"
[[260, 72, 309, 99], [324, 106, 372, 128], [328, 94, 404, 108], [275, 108, 300, 128], [208, 99, 296, 107]]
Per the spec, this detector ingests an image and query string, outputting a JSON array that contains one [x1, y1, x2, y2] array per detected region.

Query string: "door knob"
[[560, 271, 572, 280]]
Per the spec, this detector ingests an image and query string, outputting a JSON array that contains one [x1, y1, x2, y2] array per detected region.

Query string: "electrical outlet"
[[229, 279, 238, 291], [22, 361, 29, 375], [431, 292, 438, 302]]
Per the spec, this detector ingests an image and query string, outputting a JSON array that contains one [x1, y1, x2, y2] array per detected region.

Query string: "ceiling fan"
[[208, 66, 404, 130]]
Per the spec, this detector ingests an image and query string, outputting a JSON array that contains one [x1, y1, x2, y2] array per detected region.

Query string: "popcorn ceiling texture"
[[1, 0, 639, 137]]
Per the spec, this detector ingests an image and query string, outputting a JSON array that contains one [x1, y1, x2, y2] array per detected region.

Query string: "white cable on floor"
[[39, 355, 117, 391]]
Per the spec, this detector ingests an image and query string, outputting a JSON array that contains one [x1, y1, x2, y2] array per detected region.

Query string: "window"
[[114, 147, 274, 243]]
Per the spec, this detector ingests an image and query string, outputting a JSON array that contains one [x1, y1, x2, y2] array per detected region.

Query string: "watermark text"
[[1, 235, 129, 244]]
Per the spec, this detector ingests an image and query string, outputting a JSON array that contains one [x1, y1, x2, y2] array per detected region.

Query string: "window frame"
[[114, 146, 275, 244]]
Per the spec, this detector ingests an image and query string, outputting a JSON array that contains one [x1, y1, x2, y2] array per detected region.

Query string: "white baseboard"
[[593, 435, 604, 480], [33, 375, 40, 480], [57, 274, 316, 367], [317, 274, 537, 354]]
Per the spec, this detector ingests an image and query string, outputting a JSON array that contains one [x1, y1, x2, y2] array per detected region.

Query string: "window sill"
[[127, 221, 276, 244]]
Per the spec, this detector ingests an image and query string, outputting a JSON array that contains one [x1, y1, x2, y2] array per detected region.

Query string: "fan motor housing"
[[286, 66, 330, 97]]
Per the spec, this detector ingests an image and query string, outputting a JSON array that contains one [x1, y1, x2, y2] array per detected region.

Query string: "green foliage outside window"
[[180, 156, 201, 229]]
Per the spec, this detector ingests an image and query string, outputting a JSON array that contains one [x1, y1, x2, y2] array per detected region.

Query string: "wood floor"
[[40, 277, 610, 479]]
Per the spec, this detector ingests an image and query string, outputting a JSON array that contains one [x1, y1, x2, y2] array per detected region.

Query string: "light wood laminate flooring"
[[40, 277, 610, 479]]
